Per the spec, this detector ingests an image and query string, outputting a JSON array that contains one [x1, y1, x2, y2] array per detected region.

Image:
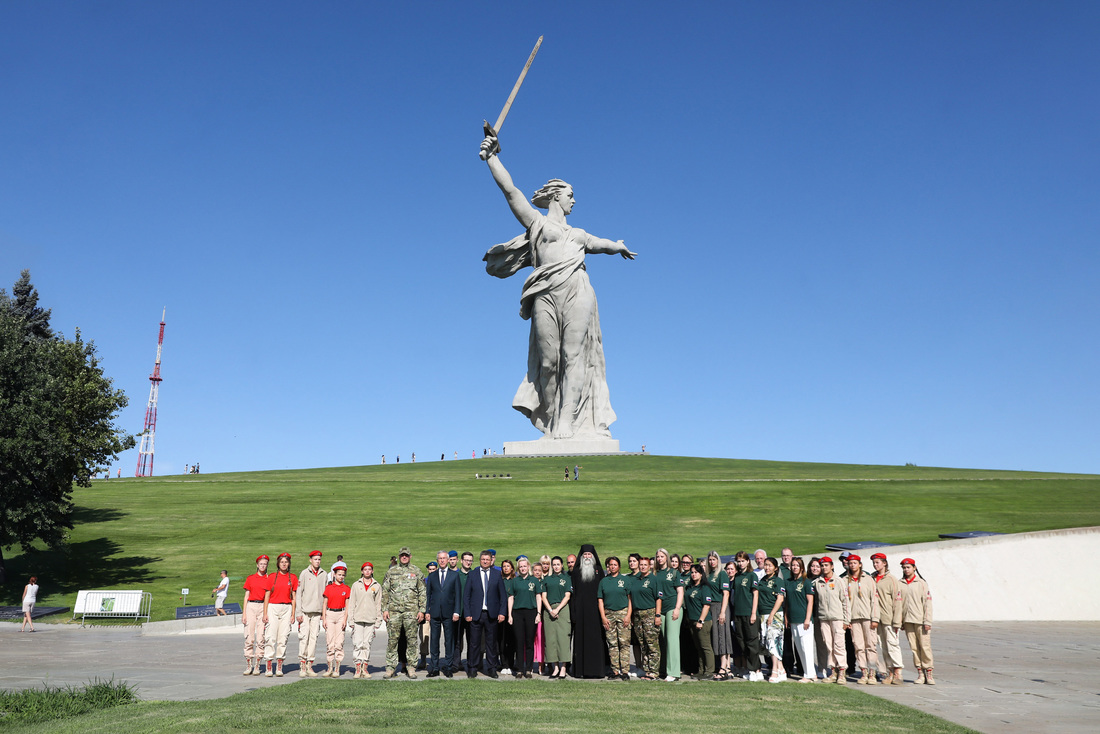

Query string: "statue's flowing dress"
[[484, 212, 616, 438]]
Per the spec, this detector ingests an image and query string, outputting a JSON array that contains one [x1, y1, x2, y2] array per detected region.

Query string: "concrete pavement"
[[2, 619, 1098, 733]]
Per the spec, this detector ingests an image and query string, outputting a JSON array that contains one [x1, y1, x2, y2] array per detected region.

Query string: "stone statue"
[[481, 131, 636, 441]]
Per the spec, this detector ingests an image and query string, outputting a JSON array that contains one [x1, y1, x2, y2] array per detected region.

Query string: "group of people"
[[236, 544, 935, 685]]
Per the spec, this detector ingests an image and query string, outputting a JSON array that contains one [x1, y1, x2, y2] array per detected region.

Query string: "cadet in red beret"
[[242, 555, 272, 675], [263, 553, 299, 677], [296, 550, 326, 677]]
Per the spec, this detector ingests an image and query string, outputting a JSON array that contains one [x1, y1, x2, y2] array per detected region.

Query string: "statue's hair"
[[531, 179, 571, 209]]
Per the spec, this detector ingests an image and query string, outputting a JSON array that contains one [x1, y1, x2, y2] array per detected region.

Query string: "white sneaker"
[[501, 668, 512, 676], [769, 673, 787, 683], [743, 672, 753, 680], [629, 671, 638, 678], [749, 671, 764, 682], [664, 675, 677, 682]]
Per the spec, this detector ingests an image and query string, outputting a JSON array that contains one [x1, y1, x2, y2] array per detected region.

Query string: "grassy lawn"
[[1, 679, 978, 734], [2, 455, 1097, 623]]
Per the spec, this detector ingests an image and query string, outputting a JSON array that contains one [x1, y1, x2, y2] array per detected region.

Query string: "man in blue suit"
[[425, 550, 462, 677], [463, 549, 507, 678]]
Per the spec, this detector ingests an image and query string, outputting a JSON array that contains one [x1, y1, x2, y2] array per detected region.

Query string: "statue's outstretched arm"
[[585, 235, 637, 260], [481, 134, 537, 230]]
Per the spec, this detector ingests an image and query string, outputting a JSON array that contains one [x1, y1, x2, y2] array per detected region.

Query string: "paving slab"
[[2, 620, 1098, 733]]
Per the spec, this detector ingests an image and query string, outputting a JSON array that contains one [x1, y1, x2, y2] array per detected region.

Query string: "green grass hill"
[[4, 455, 1098, 623]]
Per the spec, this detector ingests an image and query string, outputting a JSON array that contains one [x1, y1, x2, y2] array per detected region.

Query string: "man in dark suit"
[[462, 549, 507, 678], [425, 550, 461, 677]]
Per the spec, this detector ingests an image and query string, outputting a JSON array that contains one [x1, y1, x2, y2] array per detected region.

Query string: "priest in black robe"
[[570, 543, 610, 678]]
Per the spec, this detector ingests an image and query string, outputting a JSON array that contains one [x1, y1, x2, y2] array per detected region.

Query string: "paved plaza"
[[2, 620, 1098, 732]]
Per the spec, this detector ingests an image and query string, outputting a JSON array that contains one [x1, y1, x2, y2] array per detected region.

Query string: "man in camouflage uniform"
[[382, 546, 426, 678], [630, 556, 662, 678]]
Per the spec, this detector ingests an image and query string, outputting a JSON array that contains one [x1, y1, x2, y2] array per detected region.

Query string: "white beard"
[[580, 557, 596, 583]]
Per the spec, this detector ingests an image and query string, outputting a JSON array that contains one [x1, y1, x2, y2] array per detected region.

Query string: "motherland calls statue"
[[481, 131, 636, 444]]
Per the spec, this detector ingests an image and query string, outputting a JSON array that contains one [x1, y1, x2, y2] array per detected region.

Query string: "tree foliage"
[[0, 271, 135, 583]]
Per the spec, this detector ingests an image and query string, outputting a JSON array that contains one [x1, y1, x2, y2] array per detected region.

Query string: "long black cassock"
[[570, 544, 611, 678]]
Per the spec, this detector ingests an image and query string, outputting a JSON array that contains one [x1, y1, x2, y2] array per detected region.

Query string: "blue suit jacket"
[[462, 566, 507, 620], [426, 568, 461, 619]]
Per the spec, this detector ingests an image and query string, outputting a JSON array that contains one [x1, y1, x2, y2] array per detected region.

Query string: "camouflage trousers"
[[632, 612, 661, 676], [604, 609, 631, 675], [385, 611, 420, 672]]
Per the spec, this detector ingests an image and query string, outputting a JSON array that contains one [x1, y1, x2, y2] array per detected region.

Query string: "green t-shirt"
[[731, 570, 756, 616], [655, 568, 684, 612], [778, 565, 792, 582], [629, 573, 659, 610], [683, 583, 713, 621], [785, 576, 814, 623], [706, 569, 731, 599], [542, 572, 572, 606], [756, 574, 786, 618], [597, 574, 632, 611], [507, 575, 542, 610]]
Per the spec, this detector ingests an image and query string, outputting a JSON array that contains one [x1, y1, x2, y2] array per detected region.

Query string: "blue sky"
[[2, 2, 1097, 475]]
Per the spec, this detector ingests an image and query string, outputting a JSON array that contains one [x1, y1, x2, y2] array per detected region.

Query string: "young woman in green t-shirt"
[[684, 564, 715, 679]]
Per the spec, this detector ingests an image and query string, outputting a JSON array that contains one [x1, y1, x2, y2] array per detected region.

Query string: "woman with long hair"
[[807, 557, 829, 680], [654, 548, 684, 681], [731, 550, 764, 681], [899, 558, 935, 685], [20, 576, 39, 632], [498, 558, 516, 676], [684, 563, 714, 679], [263, 552, 299, 677], [756, 557, 788, 682], [531, 561, 546, 673], [678, 553, 698, 676], [844, 555, 879, 685], [705, 551, 733, 679], [541, 556, 573, 679], [785, 557, 817, 682]]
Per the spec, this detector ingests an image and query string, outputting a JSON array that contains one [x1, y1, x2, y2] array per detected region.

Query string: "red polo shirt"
[[243, 573, 272, 602], [323, 582, 351, 610], [268, 571, 299, 604]]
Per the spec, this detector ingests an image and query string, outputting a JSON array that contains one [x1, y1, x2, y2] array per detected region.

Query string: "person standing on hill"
[[242, 555, 272, 676], [871, 553, 905, 685], [899, 558, 935, 685], [297, 550, 327, 677], [382, 546, 426, 679]]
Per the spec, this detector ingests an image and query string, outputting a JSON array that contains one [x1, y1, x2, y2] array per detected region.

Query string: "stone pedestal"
[[503, 437, 620, 456]]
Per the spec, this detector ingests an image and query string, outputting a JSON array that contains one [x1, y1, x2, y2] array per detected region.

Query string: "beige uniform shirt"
[[812, 575, 850, 623], [297, 566, 328, 614], [349, 577, 383, 625], [846, 573, 879, 621], [900, 576, 933, 626], [873, 572, 904, 627]]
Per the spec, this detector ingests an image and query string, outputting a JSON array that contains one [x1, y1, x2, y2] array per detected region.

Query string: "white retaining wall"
[[852, 526, 1099, 621]]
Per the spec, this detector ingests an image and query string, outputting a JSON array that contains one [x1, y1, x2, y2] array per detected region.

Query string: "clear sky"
[[2, 2, 1097, 475]]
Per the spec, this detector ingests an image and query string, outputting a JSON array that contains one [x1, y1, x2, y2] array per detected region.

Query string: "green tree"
[[0, 272, 134, 584]]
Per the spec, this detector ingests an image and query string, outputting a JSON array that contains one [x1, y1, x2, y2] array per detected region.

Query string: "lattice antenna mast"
[[135, 309, 166, 477]]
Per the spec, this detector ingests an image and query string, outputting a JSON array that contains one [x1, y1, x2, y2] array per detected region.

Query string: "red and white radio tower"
[[135, 309, 166, 477]]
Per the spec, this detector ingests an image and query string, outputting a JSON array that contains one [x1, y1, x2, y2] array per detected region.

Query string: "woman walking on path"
[[899, 558, 935, 685], [845, 555, 880, 685], [20, 576, 39, 632], [684, 564, 714, 679], [756, 557, 788, 683], [705, 551, 732, 679], [785, 557, 817, 682]]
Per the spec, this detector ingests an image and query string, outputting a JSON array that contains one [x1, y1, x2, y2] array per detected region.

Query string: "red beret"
[[277, 552, 292, 561], [848, 554, 861, 563], [256, 554, 270, 563], [820, 556, 833, 564], [870, 553, 887, 561], [309, 550, 323, 558], [901, 558, 916, 566], [361, 562, 373, 570]]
